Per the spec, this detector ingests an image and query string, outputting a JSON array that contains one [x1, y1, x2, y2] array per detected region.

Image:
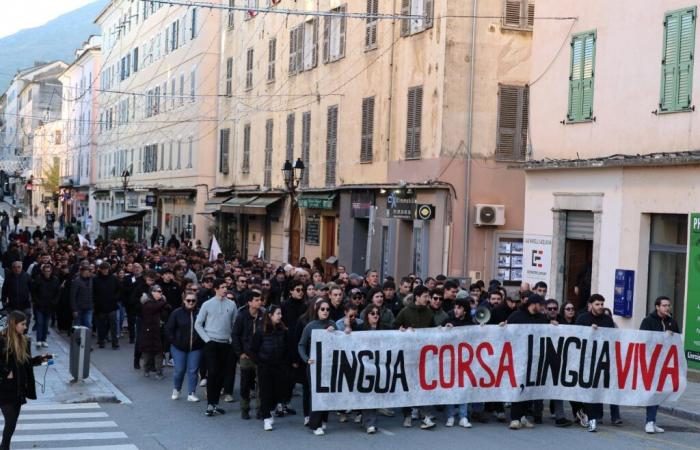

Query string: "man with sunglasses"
[[544, 299, 560, 322], [232, 275, 249, 307]]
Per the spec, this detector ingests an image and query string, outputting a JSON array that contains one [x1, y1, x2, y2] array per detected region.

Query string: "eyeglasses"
[[432, 296, 443, 301], [547, 307, 558, 311], [367, 311, 379, 316], [564, 307, 574, 311], [153, 290, 162, 293], [185, 299, 196, 303], [293, 288, 303, 292], [318, 307, 329, 312]]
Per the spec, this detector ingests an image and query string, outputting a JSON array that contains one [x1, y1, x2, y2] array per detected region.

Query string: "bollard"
[[70, 326, 91, 381]]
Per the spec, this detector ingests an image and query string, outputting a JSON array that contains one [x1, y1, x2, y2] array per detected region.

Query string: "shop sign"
[[522, 234, 552, 288], [351, 191, 373, 218], [387, 191, 415, 219], [685, 213, 700, 370], [416, 204, 435, 221], [146, 195, 156, 206], [305, 215, 320, 246], [613, 269, 634, 318]]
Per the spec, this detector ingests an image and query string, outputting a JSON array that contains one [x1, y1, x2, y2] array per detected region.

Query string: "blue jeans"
[[447, 403, 468, 419], [74, 309, 93, 329], [35, 310, 49, 342], [646, 405, 658, 423], [171, 345, 202, 394]]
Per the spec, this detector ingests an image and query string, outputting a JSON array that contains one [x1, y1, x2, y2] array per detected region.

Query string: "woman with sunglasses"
[[140, 285, 170, 379], [360, 288, 395, 329], [358, 304, 389, 434], [558, 300, 585, 425], [298, 299, 337, 436], [165, 293, 204, 402]]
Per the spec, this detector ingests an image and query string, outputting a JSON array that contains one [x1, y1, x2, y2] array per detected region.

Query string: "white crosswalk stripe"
[[7, 403, 138, 449]]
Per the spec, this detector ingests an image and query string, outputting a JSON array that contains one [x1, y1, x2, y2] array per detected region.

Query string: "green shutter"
[[660, 7, 696, 112], [567, 31, 596, 122]]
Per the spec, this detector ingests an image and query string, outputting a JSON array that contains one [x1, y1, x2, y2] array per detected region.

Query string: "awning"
[[202, 196, 230, 214], [298, 193, 336, 210], [99, 210, 147, 227], [244, 195, 283, 214], [221, 196, 256, 214], [220, 195, 284, 215]]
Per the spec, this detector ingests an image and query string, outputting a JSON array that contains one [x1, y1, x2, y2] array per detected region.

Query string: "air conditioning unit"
[[475, 204, 505, 226]]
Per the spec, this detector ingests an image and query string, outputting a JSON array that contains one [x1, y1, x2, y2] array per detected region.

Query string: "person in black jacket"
[[1, 261, 33, 327], [165, 292, 204, 402], [575, 294, 615, 432], [641, 296, 680, 434], [0, 311, 52, 450], [93, 262, 120, 349], [251, 304, 292, 431], [30, 264, 60, 348], [232, 290, 264, 420]]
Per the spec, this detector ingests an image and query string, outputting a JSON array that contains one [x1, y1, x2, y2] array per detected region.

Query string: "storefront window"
[[647, 214, 687, 325]]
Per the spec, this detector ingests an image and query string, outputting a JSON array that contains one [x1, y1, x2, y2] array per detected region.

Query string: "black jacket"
[[161, 281, 183, 311], [0, 338, 41, 403], [93, 273, 120, 313], [128, 277, 149, 317], [575, 311, 615, 328], [232, 307, 265, 357], [490, 301, 517, 324], [1, 271, 32, 311], [281, 297, 307, 331], [640, 311, 680, 333], [251, 327, 292, 365], [70, 275, 94, 312], [30, 275, 61, 312], [507, 307, 550, 324], [444, 315, 477, 327], [165, 307, 204, 352]]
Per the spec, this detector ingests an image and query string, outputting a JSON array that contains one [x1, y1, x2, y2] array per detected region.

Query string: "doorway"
[[563, 211, 594, 310]]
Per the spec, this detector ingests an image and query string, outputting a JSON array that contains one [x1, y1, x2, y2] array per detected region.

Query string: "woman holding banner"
[[298, 299, 337, 436]]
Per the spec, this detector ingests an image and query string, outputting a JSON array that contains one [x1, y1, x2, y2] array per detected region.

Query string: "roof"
[[522, 150, 700, 171]]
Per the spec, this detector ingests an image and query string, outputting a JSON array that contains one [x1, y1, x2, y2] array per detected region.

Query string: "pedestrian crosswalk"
[[2, 402, 138, 450]]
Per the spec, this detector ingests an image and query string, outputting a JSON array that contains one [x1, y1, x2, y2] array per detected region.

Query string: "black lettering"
[[375, 350, 391, 394], [337, 351, 358, 392], [390, 351, 409, 392], [592, 341, 610, 388], [536, 336, 545, 386], [561, 337, 580, 387], [315, 342, 329, 393], [356, 350, 373, 393], [526, 335, 536, 387], [541, 337, 564, 386], [579, 340, 595, 389]]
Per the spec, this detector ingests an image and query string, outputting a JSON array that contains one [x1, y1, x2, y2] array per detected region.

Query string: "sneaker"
[[199, 378, 207, 387], [411, 408, 420, 420], [167, 358, 174, 367], [367, 426, 377, 434], [304, 416, 310, 426], [35, 341, 42, 349], [313, 427, 325, 436], [520, 417, 534, 428], [42, 341, 49, 348], [653, 423, 665, 433], [377, 408, 395, 417], [213, 406, 226, 415], [555, 418, 573, 427], [339, 412, 348, 423], [354, 413, 362, 424], [496, 412, 507, 423], [576, 410, 589, 428], [612, 418, 623, 425], [588, 418, 597, 432], [403, 417, 412, 428], [420, 416, 436, 429], [264, 418, 273, 431], [445, 417, 455, 427], [223, 394, 235, 403], [509, 420, 522, 430], [645, 421, 655, 434], [171, 389, 180, 400], [459, 417, 472, 428], [205, 405, 215, 417], [187, 394, 200, 402]]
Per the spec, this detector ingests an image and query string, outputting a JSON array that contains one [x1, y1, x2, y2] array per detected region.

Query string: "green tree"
[[42, 157, 60, 202]]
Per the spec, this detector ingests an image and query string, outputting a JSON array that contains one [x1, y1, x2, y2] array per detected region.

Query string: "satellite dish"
[[475, 306, 491, 325]]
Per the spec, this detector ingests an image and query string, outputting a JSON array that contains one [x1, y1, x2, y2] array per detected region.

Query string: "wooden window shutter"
[[268, 37, 276, 82], [520, 86, 529, 160], [299, 23, 307, 70], [246, 48, 254, 89], [677, 9, 696, 110], [264, 119, 273, 188], [226, 58, 233, 96], [366, 0, 378, 50], [361, 96, 375, 163], [326, 106, 338, 187], [405, 86, 423, 159], [339, 5, 347, 59], [219, 128, 230, 174], [289, 28, 297, 74], [424, 0, 434, 29], [660, 7, 696, 112], [504, 0, 521, 27], [286, 113, 295, 162], [323, 16, 331, 63], [242, 123, 251, 173], [567, 31, 596, 122], [496, 85, 528, 161], [302, 112, 311, 187], [400, 0, 410, 36], [527, 0, 535, 28]]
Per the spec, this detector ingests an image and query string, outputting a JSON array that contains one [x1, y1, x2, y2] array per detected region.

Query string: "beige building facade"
[[212, 0, 532, 283]]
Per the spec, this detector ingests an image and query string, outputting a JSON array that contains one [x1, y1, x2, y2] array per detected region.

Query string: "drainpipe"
[[462, 0, 478, 278]]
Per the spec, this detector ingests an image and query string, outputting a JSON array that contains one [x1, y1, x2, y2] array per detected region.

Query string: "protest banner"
[[310, 325, 686, 411]]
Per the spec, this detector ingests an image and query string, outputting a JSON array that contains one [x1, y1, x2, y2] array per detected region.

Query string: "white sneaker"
[[509, 420, 522, 430], [354, 413, 362, 424], [576, 409, 589, 428], [223, 394, 235, 403], [199, 378, 207, 387], [171, 389, 180, 400], [367, 426, 377, 434], [445, 417, 455, 427], [645, 421, 655, 434], [264, 418, 273, 431], [35, 342, 41, 349], [420, 416, 436, 429], [459, 417, 472, 428], [338, 412, 348, 423], [403, 417, 412, 427], [588, 419, 597, 432], [187, 394, 200, 402], [654, 423, 665, 433], [313, 427, 325, 436], [42, 341, 49, 348], [520, 417, 534, 428], [304, 416, 310, 426]]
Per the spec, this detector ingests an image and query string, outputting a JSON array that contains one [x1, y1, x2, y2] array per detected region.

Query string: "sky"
[[0, 0, 96, 39]]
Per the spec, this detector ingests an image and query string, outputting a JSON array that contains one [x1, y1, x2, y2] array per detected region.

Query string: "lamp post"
[[121, 169, 130, 240], [282, 158, 305, 262]]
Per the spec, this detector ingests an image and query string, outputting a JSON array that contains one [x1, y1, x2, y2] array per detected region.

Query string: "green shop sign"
[[685, 213, 700, 369]]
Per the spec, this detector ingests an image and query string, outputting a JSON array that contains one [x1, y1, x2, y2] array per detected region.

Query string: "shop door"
[[322, 216, 336, 278], [290, 207, 301, 264]]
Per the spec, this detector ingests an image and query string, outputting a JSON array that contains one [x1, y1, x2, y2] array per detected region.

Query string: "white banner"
[[310, 325, 686, 411]]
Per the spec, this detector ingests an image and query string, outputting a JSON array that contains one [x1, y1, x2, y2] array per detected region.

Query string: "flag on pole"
[[257, 237, 265, 259], [209, 235, 222, 262], [77, 233, 89, 248]]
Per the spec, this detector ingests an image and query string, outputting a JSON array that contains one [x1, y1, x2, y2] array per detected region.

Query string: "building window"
[[228, 0, 235, 29], [286, 113, 295, 162], [190, 68, 196, 101], [496, 84, 528, 161], [660, 6, 696, 113], [264, 119, 273, 188], [366, 0, 379, 50], [226, 58, 233, 96], [187, 136, 193, 168], [325, 105, 338, 187], [503, 0, 534, 30], [176, 140, 182, 169], [323, 5, 347, 63], [219, 128, 230, 174], [245, 48, 254, 90], [171, 20, 179, 51], [171, 77, 176, 108], [567, 31, 596, 122], [268, 37, 276, 82], [301, 112, 311, 187], [405, 85, 423, 159], [400, 0, 434, 36], [179, 73, 185, 105], [647, 214, 687, 325], [191, 7, 198, 39], [360, 96, 375, 163], [289, 19, 318, 75], [242, 123, 251, 173]]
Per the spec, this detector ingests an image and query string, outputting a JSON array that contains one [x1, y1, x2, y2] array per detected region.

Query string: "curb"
[[659, 405, 700, 423]]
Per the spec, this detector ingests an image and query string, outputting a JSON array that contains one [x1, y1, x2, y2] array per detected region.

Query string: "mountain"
[[0, 0, 108, 92]]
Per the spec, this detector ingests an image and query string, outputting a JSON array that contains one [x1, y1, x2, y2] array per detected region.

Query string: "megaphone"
[[475, 306, 491, 325]]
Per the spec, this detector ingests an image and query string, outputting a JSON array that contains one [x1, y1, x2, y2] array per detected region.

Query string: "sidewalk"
[[33, 329, 131, 404], [659, 379, 700, 422]]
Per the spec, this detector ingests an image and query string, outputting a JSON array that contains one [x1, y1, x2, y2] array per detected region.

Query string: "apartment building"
[[31, 120, 65, 218], [525, 0, 700, 359], [212, 0, 532, 282], [94, 0, 220, 242]]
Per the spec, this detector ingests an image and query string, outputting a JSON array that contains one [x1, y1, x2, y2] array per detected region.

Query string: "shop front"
[[297, 191, 338, 274], [156, 189, 197, 242]]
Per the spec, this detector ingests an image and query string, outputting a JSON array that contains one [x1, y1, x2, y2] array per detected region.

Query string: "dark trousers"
[[295, 365, 310, 416], [133, 317, 142, 367], [204, 341, 231, 406], [0, 400, 21, 450], [222, 351, 238, 395], [258, 363, 288, 419], [585, 403, 604, 421], [306, 366, 328, 429], [239, 358, 257, 412], [96, 311, 118, 346], [570, 401, 585, 416], [511, 401, 537, 421], [127, 312, 137, 342]]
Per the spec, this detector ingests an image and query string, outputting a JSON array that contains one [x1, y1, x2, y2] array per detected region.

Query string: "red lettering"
[[639, 344, 663, 390], [495, 342, 517, 388], [457, 343, 477, 387], [438, 345, 455, 388], [615, 341, 635, 389], [657, 345, 680, 392], [419, 345, 438, 390], [632, 343, 639, 389], [476, 342, 495, 387]]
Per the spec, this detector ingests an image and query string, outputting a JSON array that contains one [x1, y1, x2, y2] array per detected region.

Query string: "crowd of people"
[[0, 228, 681, 444]]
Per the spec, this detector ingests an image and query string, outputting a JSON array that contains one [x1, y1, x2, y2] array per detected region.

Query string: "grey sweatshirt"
[[194, 296, 238, 343], [298, 319, 337, 362]]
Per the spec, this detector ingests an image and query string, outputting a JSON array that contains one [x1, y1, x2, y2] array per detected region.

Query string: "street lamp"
[[121, 169, 131, 211], [281, 158, 305, 263]]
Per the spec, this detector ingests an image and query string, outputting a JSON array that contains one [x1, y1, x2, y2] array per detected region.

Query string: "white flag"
[[257, 237, 264, 259], [209, 235, 222, 262], [77, 233, 89, 248]]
